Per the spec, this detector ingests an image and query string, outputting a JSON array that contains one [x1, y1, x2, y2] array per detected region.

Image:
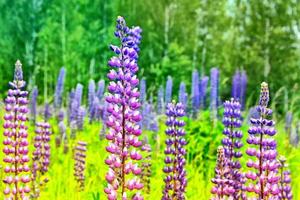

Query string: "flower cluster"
[[231, 70, 247, 109], [3, 60, 31, 199], [222, 98, 244, 199], [157, 85, 165, 114], [278, 156, 292, 200], [162, 101, 187, 200], [211, 146, 235, 199], [245, 82, 280, 198], [210, 68, 219, 119], [74, 141, 87, 191], [178, 82, 187, 109], [32, 122, 52, 198], [199, 76, 209, 109], [140, 140, 152, 194], [54, 67, 66, 110], [104, 16, 144, 200]]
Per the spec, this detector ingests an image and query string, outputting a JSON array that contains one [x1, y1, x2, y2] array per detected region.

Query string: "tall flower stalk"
[[3, 60, 31, 199], [104, 16, 143, 200], [157, 85, 165, 114], [245, 82, 280, 199], [278, 156, 292, 200], [211, 146, 235, 199], [31, 122, 52, 198], [191, 70, 200, 117], [74, 141, 87, 191], [210, 68, 219, 119], [222, 99, 244, 199], [165, 76, 173, 105], [54, 67, 66, 111], [162, 101, 187, 200]]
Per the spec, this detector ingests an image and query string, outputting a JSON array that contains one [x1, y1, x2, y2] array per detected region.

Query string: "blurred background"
[[0, 0, 299, 112]]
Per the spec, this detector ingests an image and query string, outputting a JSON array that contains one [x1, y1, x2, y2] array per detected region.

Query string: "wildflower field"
[[1, 1, 300, 200]]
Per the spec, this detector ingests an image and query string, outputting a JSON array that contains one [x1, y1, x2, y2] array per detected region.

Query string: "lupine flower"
[[141, 102, 152, 130], [141, 139, 152, 194], [54, 67, 66, 110], [88, 79, 96, 122], [231, 70, 247, 110], [129, 26, 142, 54], [105, 16, 143, 200], [162, 101, 187, 200], [44, 102, 52, 121], [211, 146, 235, 199], [285, 111, 293, 137], [178, 82, 188, 109], [74, 141, 87, 191], [245, 82, 280, 199], [31, 122, 52, 198], [165, 76, 173, 104], [58, 109, 65, 122], [157, 85, 165, 114], [191, 70, 200, 116], [3, 60, 31, 199], [90, 96, 101, 123], [199, 76, 209, 109], [70, 84, 83, 124], [247, 107, 260, 124], [77, 106, 86, 130], [97, 80, 105, 101], [222, 99, 244, 199], [210, 68, 219, 119], [30, 86, 38, 123], [67, 89, 75, 124], [140, 78, 147, 105], [75, 83, 83, 106], [290, 121, 299, 147], [278, 156, 293, 200]]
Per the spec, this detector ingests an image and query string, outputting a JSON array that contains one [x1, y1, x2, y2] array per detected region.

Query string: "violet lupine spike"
[[222, 98, 244, 199], [210, 146, 235, 199], [178, 82, 188, 109], [290, 121, 299, 147], [44, 102, 52, 121], [77, 106, 86, 130], [105, 16, 143, 200], [97, 80, 105, 101], [285, 111, 293, 138], [141, 102, 152, 130], [157, 85, 165, 114], [67, 89, 75, 124], [210, 68, 219, 119], [140, 77, 146, 105], [240, 70, 247, 110], [75, 83, 83, 107], [191, 70, 200, 117], [74, 141, 87, 191], [31, 122, 52, 198], [88, 79, 96, 122], [3, 60, 31, 199], [245, 82, 280, 199], [165, 76, 173, 105], [54, 67, 66, 110], [162, 101, 187, 200], [30, 86, 38, 123], [90, 96, 101, 123], [199, 76, 209, 109], [278, 156, 293, 200], [140, 139, 152, 195]]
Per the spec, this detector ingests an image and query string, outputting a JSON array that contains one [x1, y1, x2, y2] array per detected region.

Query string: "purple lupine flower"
[[211, 146, 235, 199], [74, 141, 87, 191], [285, 111, 293, 137], [3, 60, 31, 199], [104, 16, 144, 200], [162, 101, 187, 200], [44, 102, 52, 121], [157, 85, 164, 114], [75, 83, 83, 107], [141, 102, 152, 130], [199, 76, 209, 109], [31, 122, 52, 198], [140, 77, 146, 105], [191, 70, 200, 116], [96, 80, 105, 101], [231, 70, 241, 100], [88, 79, 96, 122], [77, 106, 86, 130], [245, 82, 280, 198], [165, 76, 173, 104], [178, 82, 188, 109], [222, 99, 244, 199], [240, 70, 247, 110], [54, 67, 66, 110], [210, 68, 219, 119], [278, 156, 293, 200], [290, 121, 299, 147], [141, 139, 152, 194], [90, 96, 101, 123], [30, 86, 38, 123], [129, 26, 142, 54], [247, 107, 260, 124], [67, 89, 75, 124], [70, 84, 83, 124]]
